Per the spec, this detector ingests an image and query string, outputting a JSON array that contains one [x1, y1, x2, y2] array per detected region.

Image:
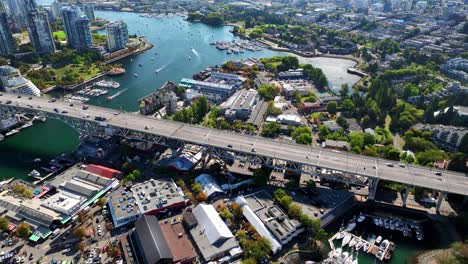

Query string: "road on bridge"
[[1, 93, 467, 196]]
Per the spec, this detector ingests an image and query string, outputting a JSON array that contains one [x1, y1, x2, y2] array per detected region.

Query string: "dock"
[[330, 230, 395, 261]]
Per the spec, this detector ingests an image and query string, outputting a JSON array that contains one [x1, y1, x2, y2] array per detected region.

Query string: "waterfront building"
[[138, 81, 177, 115], [106, 20, 128, 52], [62, 7, 92, 49], [27, 11, 56, 53], [238, 191, 303, 245], [179, 78, 235, 102], [235, 196, 282, 254], [82, 2, 95, 21], [0, 66, 40, 96], [108, 178, 188, 228], [0, 12, 15, 56]]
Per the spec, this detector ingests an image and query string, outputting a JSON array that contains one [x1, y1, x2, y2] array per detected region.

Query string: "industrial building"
[[219, 89, 259, 121], [127, 215, 197, 264], [0, 164, 119, 242], [194, 174, 224, 199], [183, 204, 242, 262], [108, 178, 188, 228], [240, 191, 304, 245]]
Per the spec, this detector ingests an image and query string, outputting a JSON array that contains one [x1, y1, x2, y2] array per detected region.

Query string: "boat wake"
[[191, 48, 199, 57], [106, 88, 128, 101], [155, 64, 168, 73]]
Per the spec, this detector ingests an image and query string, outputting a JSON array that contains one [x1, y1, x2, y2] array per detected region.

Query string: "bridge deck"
[[1, 93, 467, 196]]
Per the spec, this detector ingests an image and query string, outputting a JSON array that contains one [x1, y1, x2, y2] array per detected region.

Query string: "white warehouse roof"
[[192, 203, 234, 245], [235, 196, 282, 254]]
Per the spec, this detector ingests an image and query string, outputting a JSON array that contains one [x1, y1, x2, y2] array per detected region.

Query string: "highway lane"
[[1, 93, 467, 195]]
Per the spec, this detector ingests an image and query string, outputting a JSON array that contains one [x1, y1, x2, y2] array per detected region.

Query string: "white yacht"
[[342, 233, 352, 246]]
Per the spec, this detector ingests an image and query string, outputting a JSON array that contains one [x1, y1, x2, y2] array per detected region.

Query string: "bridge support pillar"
[[436, 191, 446, 214], [402, 185, 412, 207], [368, 178, 380, 201]]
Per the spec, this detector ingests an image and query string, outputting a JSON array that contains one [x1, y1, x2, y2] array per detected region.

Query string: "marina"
[[327, 212, 424, 263], [63, 80, 123, 103], [210, 39, 266, 54]]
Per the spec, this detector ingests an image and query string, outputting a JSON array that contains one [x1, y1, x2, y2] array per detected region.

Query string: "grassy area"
[[54, 64, 101, 82], [53, 31, 66, 41]]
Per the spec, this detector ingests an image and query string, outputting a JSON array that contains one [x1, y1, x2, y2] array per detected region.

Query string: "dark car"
[[94, 116, 106, 121], [82, 106, 89, 110]]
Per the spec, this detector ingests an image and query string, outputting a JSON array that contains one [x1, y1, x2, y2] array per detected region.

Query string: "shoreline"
[[41, 37, 153, 94]]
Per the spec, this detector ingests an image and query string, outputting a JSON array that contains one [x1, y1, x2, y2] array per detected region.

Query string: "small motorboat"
[[355, 240, 364, 251], [134, 74, 138, 77], [384, 219, 390, 229], [375, 236, 382, 244], [357, 213, 365, 223], [346, 222, 356, 232], [348, 237, 358, 247], [336, 231, 346, 240], [33, 158, 41, 163], [381, 239, 389, 248], [363, 242, 370, 252], [374, 217, 380, 225]]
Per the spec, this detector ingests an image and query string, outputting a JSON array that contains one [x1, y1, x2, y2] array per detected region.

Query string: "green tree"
[[96, 197, 107, 207], [349, 132, 365, 149], [191, 183, 203, 193], [288, 203, 302, 219], [336, 116, 348, 130], [274, 189, 292, 209], [253, 168, 270, 186], [262, 122, 280, 136], [292, 126, 312, 145], [258, 84, 280, 100], [326, 101, 338, 115], [340, 83, 349, 99], [341, 98, 355, 115], [73, 226, 87, 240], [266, 101, 282, 116], [0, 216, 9, 231], [16, 222, 30, 238], [318, 124, 330, 140]]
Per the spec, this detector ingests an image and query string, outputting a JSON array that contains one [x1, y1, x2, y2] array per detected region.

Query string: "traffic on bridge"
[[1, 92, 467, 196]]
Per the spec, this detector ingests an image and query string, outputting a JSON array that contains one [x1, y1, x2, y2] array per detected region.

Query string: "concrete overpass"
[[1, 93, 467, 207]]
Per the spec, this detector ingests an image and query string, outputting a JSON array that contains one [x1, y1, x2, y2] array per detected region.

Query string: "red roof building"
[[84, 164, 122, 179]]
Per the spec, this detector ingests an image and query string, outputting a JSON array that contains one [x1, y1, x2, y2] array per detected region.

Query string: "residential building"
[[0, 12, 15, 56], [5, 0, 36, 31], [219, 89, 259, 121], [62, 7, 92, 49], [278, 69, 305, 80], [0, 66, 40, 96], [27, 11, 56, 53], [184, 204, 242, 262], [413, 123, 467, 152], [179, 78, 235, 102], [139, 81, 177, 115], [82, 2, 95, 21], [108, 178, 188, 228], [323, 139, 350, 151], [106, 20, 128, 52]]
